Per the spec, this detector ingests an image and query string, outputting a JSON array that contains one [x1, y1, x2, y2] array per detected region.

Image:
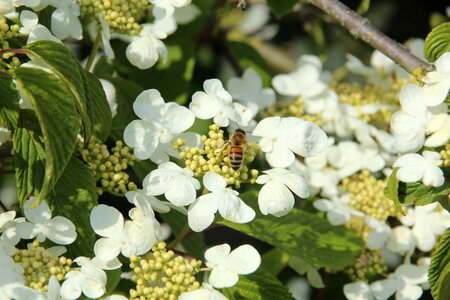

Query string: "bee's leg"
[[214, 141, 230, 154]]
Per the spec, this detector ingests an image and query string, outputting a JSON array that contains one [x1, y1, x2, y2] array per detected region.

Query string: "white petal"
[[205, 244, 231, 265], [370, 279, 398, 300], [60, 274, 82, 300], [133, 89, 165, 122], [265, 143, 295, 168], [93, 238, 122, 261], [179, 286, 228, 300], [164, 104, 195, 134], [188, 194, 218, 232], [15, 222, 38, 240], [46, 216, 77, 245], [272, 74, 302, 96], [80, 275, 106, 299], [394, 154, 426, 183], [189, 91, 220, 119], [123, 120, 159, 160], [24, 198, 52, 224], [126, 36, 161, 69], [399, 84, 426, 116], [343, 281, 374, 300], [395, 264, 427, 285], [422, 81, 450, 107], [396, 284, 423, 300], [422, 165, 444, 187], [51, 8, 70, 40], [258, 181, 294, 217], [224, 244, 261, 274], [280, 172, 310, 199], [143, 169, 174, 197], [252, 116, 280, 138], [165, 176, 197, 206], [208, 266, 239, 288], [217, 192, 255, 224], [90, 205, 124, 238], [313, 199, 333, 212], [290, 121, 328, 157], [203, 171, 227, 192]]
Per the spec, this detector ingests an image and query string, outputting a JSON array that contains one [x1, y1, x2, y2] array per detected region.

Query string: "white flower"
[[173, 4, 201, 25], [272, 55, 327, 99], [0, 211, 24, 246], [256, 168, 309, 217], [344, 281, 374, 300], [394, 151, 444, 187], [286, 277, 311, 300], [124, 89, 195, 160], [390, 84, 449, 153], [188, 171, 255, 232], [90, 204, 160, 261], [366, 217, 391, 251], [0, 126, 11, 146], [370, 263, 428, 300], [125, 189, 187, 215], [143, 162, 200, 207], [50, 0, 82, 40], [386, 226, 416, 255], [99, 79, 117, 117], [19, 10, 61, 44], [125, 17, 176, 69], [313, 195, 364, 226], [179, 282, 228, 300], [149, 0, 191, 20], [190, 79, 251, 127], [227, 68, 275, 117], [400, 203, 450, 252], [252, 116, 328, 168], [15, 197, 77, 245], [422, 52, 450, 106], [1, 0, 45, 15], [205, 243, 261, 288], [60, 257, 108, 300]]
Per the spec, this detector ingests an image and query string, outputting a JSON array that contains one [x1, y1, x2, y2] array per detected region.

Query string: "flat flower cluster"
[[0, 0, 449, 299]]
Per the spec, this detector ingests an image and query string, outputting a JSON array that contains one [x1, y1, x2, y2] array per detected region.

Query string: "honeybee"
[[216, 128, 247, 170]]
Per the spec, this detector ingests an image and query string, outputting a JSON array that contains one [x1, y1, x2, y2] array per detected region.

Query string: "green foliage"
[[0, 77, 19, 130], [14, 67, 80, 205], [356, 0, 371, 15], [23, 41, 90, 138], [85, 72, 112, 141], [261, 248, 290, 276], [429, 229, 450, 300], [222, 268, 294, 300], [218, 192, 363, 270], [266, 0, 298, 18], [13, 110, 45, 205], [424, 22, 450, 62], [105, 269, 122, 296], [384, 169, 450, 212]]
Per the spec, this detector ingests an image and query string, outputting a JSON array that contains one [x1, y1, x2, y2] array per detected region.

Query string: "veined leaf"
[[424, 22, 450, 62], [218, 192, 363, 270], [47, 156, 98, 258], [261, 248, 290, 276], [85, 72, 112, 141], [24, 41, 91, 139], [0, 77, 19, 130], [13, 110, 45, 205], [14, 67, 80, 205], [384, 168, 405, 215], [222, 268, 294, 300], [429, 228, 450, 300]]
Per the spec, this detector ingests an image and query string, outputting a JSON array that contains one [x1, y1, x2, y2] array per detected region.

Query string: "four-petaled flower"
[[394, 151, 445, 187]]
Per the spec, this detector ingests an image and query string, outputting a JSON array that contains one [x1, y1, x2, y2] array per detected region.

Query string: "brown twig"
[[308, 0, 434, 75]]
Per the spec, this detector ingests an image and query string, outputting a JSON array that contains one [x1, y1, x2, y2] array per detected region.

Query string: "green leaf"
[[424, 22, 450, 62], [399, 181, 450, 206], [47, 156, 98, 257], [85, 72, 112, 141], [218, 192, 363, 270], [105, 269, 122, 296], [383, 169, 405, 215], [24, 41, 92, 139], [222, 268, 294, 300], [429, 228, 450, 300], [14, 67, 80, 205], [0, 77, 19, 130], [267, 0, 298, 18], [13, 110, 45, 204], [356, 0, 371, 15], [261, 248, 290, 276]]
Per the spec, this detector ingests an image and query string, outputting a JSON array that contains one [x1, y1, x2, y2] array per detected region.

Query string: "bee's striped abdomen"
[[229, 146, 244, 170]]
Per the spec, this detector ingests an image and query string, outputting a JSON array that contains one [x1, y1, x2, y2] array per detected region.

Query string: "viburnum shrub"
[[0, 0, 449, 299]]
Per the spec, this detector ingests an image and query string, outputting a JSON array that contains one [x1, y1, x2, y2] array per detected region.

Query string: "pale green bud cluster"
[[333, 82, 401, 131], [440, 143, 450, 166], [79, 0, 149, 35], [1, 16, 21, 61], [344, 249, 387, 281], [176, 124, 259, 188], [265, 98, 323, 126], [341, 170, 398, 221], [13, 240, 72, 292], [80, 137, 137, 195], [129, 242, 202, 300]]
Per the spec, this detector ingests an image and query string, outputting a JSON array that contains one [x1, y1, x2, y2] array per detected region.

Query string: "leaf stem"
[[308, 0, 434, 75], [85, 31, 102, 72], [168, 223, 191, 249]]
